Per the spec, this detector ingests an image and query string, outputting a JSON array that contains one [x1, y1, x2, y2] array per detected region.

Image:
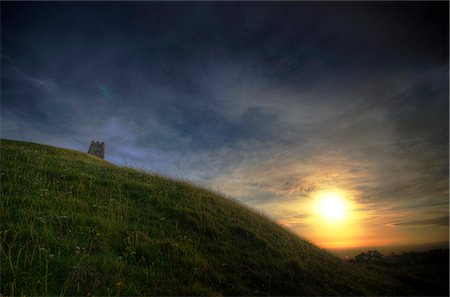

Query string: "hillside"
[[1, 139, 414, 296]]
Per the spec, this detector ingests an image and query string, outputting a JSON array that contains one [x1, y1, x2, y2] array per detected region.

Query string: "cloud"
[[390, 216, 449, 227]]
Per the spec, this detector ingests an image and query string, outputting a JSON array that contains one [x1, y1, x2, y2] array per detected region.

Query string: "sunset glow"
[[315, 191, 348, 221], [306, 188, 366, 248]]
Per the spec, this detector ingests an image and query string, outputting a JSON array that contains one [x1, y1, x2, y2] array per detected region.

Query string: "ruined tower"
[[88, 141, 105, 159]]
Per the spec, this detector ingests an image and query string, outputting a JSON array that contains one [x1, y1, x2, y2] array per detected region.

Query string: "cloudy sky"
[[2, 2, 448, 248]]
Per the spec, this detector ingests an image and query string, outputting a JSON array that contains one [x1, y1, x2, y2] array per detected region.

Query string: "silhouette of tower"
[[87, 141, 105, 159]]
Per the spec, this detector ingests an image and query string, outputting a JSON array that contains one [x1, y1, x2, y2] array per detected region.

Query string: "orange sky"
[[211, 158, 449, 250]]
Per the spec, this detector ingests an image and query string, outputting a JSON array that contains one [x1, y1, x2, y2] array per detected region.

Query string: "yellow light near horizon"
[[315, 191, 348, 221]]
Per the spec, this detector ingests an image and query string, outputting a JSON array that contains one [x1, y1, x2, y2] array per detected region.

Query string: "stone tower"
[[88, 140, 105, 159]]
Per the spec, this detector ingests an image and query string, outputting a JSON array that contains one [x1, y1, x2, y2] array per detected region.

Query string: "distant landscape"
[[329, 241, 449, 259]]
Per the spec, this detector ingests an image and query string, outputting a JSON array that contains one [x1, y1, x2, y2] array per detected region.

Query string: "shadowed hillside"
[[1, 139, 418, 296]]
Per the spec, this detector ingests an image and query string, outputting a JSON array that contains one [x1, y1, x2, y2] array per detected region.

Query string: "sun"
[[315, 191, 348, 221]]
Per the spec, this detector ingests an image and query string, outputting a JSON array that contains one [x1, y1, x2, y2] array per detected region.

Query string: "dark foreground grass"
[[1, 139, 416, 296]]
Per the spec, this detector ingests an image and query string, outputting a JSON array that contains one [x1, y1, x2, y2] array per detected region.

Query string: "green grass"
[[1, 139, 415, 296]]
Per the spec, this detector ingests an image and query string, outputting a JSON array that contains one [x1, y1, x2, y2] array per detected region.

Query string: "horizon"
[[328, 240, 449, 258], [1, 2, 449, 250]]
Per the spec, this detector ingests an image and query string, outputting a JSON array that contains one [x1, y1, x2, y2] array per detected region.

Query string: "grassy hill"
[[1, 139, 414, 296]]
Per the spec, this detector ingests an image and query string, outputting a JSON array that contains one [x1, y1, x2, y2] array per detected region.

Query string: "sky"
[[1, 2, 448, 249]]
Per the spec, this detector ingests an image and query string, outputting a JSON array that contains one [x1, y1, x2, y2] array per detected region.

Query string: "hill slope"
[[1, 139, 412, 296]]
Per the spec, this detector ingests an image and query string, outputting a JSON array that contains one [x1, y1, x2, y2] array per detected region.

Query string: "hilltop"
[[1, 139, 415, 296]]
